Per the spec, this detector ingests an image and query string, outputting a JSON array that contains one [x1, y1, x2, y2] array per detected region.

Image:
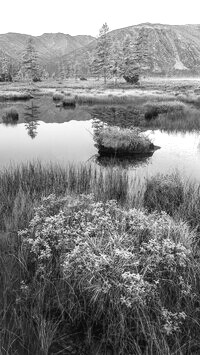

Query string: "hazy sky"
[[1, 0, 200, 36]]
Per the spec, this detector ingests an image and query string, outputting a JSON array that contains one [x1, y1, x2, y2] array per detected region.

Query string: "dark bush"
[[2, 108, 19, 124], [123, 73, 140, 84]]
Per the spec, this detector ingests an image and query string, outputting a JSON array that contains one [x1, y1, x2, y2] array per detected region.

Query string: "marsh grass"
[[144, 172, 200, 235], [1, 164, 200, 354], [75, 93, 134, 105], [0, 162, 139, 231], [1, 193, 199, 354], [0, 91, 33, 100], [141, 100, 200, 132]]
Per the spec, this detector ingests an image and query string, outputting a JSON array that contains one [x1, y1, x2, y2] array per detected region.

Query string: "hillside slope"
[[0, 32, 95, 66], [1, 24, 200, 76], [62, 23, 200, 76]]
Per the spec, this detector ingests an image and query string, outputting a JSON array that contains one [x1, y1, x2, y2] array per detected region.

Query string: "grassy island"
[[94, 125, 159, 156]]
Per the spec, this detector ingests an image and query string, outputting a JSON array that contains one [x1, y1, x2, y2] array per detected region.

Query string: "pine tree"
[[109, 40, 123, 84], [93, 23, 111, 83], [0, 52, 12, 82], [58, 60, 66, 80], [122, 34, 140, 84], [121, 29, 149, 84], [133, 27, 149, 73], [22, 38, 41, 82]]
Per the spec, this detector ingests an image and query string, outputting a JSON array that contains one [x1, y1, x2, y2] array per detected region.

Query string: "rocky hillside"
[[110, 23, 200, 75], [61, 23, 200, 76]]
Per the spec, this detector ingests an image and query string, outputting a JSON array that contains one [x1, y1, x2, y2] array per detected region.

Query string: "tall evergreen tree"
[[0, 52, 12, 82], [109, 40, 123, 83], [93, 23, 111, 83], [22, 38, 41, 82], [121, 29, 149, 84], [133, 28, 149, 72], [122, 34, 140, 84]]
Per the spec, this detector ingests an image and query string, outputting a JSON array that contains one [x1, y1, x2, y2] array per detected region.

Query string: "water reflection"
[[0, 96, 200, 182], [96, 154, 153, 168], [24, 100, 40, 139], [88, 105, 141, 128]]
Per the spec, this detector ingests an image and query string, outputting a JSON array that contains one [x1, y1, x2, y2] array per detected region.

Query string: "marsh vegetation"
[[1, 164, 200, 354], [1, 79, 200, 354]]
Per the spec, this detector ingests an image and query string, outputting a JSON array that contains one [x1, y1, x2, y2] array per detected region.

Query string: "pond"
[[0, 96, 200, 182]]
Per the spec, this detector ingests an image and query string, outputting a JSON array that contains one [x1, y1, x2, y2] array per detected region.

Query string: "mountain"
[[61, 23, 200, 76], [0, 32, 95, 69], [110, 23, 200, 75], [1, 24, 200, 76]]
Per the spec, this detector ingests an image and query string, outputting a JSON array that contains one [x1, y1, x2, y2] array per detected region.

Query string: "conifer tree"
[[122, 34, 140, 84], [122, 29, 149, 84], [133, 27, 149, 72], [93, 23, 111, 83], [109, 40, 123, 83], [0, 52, 12, 82], [22, 38, 41, 82]]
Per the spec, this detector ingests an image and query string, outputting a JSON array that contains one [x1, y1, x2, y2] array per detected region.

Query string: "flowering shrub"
[[20, 194, 199, 353]]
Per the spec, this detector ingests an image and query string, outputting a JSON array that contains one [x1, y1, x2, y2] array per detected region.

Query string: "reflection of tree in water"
[[96, 154, 153, 169], [24, 100, 40, 139], [89, 105, 142, 128]]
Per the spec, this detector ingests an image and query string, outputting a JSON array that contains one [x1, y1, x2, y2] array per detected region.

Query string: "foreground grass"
[[1, 164, 200, 354]]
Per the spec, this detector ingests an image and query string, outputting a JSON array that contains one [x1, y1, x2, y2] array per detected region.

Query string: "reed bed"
[[0, 91, 33, 100], [0, 162, 142, 231]]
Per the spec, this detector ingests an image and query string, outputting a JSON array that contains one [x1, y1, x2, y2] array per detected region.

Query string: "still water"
[[0, 96, 200, 181]]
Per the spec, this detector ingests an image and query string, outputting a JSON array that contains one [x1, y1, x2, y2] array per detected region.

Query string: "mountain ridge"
[[1, 24, 200, 76]]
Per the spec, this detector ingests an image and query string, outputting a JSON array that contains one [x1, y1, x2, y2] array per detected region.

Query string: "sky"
[[1, 0, 200, 37]]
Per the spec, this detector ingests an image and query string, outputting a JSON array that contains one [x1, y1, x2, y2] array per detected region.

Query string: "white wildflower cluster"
[[161, 308, 186, 335], [19, 193, 194, 340]]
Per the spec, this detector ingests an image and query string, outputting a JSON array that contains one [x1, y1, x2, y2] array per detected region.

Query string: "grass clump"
[[2, 107, 19, 124], [10, 194, 199, 354], [144, 173, 185, 215], [62, 95, 76, 107], [75, 94, 132, 105], [0, 91, 33, 100], [94, 124, 157, 156], [52, 91, 65, 101], [143, 101, 187, 120], [144, 173, 200, 236]]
